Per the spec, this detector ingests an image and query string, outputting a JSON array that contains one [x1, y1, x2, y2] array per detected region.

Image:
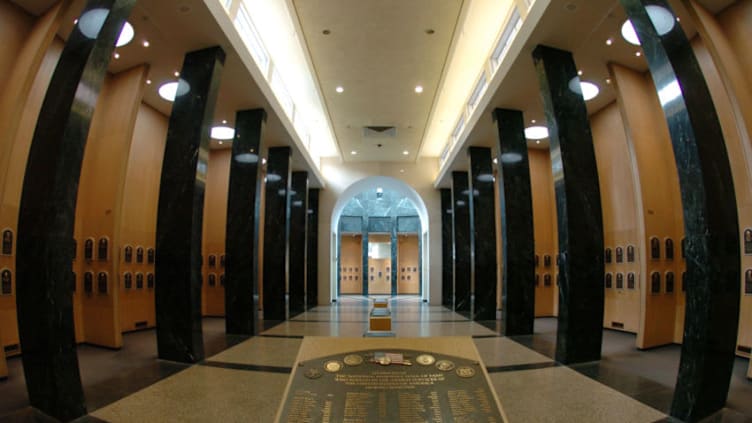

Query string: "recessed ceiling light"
[[425, 29, 435, 35], [335, 86, 344, 93], [531, 119, 536, 124], [415, 85, 424, 94], [577, 70, 583, 76], [606, 38, 613, 46], [262, 158, 267, 165], [113, 52, 120, 59], [218, 141, 223, 145], [322, 29, 331, 35], [569, 79, 600, 101], [536, 140, 541, 144], [116, 22, 134, 47], [146, 79, 151, 85], [525, 125, 549, 140], [142, 40, 150, 48], [351, 150, 357, 155], [174, 71, 180, 77], [635, 51, 642, 57], [400, 169, 405, 173], [403, 150, 409, 155], [211, 125, 235, 140], [621, 5, 675, 46], [606, 78, 612, 84], [158, 80, 190, 101], [492, 158, 498, 164], [74, 18, 79, 25], [222, 120, 227, 124]]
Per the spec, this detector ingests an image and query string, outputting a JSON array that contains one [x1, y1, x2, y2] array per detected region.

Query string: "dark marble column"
[[452, 172, 472, 315], [391, 216, 398, 295], [306, 188, 318, 309], [620, 1, 740, 420], [440, 189, 453, 308], [225, 109, 265, 335], [155, 46, 225, 363], [262, 147, 292, 321], [532, 45, 604, 364], [493, 109, 535, 335], [467, 147, 498, 321], [15, 1, 135, 419], [361, 218, 369, 296], [288, 171, 308, 317], [306, 188, 319, 309]]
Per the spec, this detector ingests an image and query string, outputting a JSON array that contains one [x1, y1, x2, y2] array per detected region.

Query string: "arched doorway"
[[330, 177, 430, 302]]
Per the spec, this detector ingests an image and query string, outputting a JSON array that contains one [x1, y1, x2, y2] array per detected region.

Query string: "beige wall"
[[529, 149, 557, 316], [0, 4, 67, 353], [591, 102, 641, 333], [119, 103, 168, 332], [202, 149, 231, 316]]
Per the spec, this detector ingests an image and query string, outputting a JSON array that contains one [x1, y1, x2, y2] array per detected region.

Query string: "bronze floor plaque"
[[276, 337, 506, 422]]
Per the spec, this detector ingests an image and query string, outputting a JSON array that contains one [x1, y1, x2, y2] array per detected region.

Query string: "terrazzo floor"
[[1, 296, 750, 422]]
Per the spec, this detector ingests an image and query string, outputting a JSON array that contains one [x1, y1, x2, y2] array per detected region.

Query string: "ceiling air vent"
[[363, 126, 397, 139]]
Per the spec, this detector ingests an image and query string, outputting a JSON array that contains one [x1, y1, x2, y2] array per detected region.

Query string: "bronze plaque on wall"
[[277, 349, 504, 422]]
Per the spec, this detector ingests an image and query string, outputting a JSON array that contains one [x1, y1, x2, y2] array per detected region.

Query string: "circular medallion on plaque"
[[377, 355, 392, 366], [435, 360, 455, 372], [324, 360, 343, 373], [456, 366, 476, 378], [304, 368, 322, 379], [415, 354, 436, 366], [343, 354, 363, 366]]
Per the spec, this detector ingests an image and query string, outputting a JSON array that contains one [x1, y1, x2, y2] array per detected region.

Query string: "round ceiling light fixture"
[[335, 86, 344, 93], [415, 85, 423, 94], [116, 21, 134, 47], [158, 79, 190, 102], [402, 150, 409, 155], [568, 78, 600, 101], [621, 5, 675, 46], [524, 125, 549, 140], [211, 125, 235, 140]]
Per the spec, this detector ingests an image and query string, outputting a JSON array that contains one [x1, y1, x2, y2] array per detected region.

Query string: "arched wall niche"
[[329, 176, 430, 302]]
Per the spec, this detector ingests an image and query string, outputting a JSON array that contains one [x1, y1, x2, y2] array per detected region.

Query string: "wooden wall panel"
[[529, 149, 557, 316], [202, 149, 230, 317], [591, 102, 641, 333], [119, 103, 168, 332], [687, 1, 752, 358], [340, 234, 362, 294], [611, 64, 685, 349], [397, 234, 419, 294], [75, 66, 148, 348], [367, 234, 391, 295], [0, 7, 68, 352], [0, 323, 6, 378]]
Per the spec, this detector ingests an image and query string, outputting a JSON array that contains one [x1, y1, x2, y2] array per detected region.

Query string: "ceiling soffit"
[[292, 0, 464, 162]]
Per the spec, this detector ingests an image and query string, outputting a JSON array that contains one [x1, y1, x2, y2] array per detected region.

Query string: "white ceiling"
[[292, 0, 464, 162]]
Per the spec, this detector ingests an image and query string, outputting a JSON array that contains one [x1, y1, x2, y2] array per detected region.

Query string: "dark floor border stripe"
[[258, 334, 305, 339], [201, 360, 292, 374], [485, 361, 559, 373], [287, 319, 470, 323], [472, 334, 503, 339]]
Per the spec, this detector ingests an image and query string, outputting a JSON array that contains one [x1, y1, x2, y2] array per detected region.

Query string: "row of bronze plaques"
[[534, 254, 557, 268], [340, 266, 418, 273], [70, 237, 154, 264], [534, 273, 558, 287], [339, 274, 415, 282], [604, 271, 681, 294], [203, 273, 226, 287]]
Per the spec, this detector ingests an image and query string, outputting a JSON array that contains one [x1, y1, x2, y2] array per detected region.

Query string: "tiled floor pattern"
[[89, 297, 671, 422]]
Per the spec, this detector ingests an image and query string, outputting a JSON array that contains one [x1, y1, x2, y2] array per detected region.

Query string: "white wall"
[[317, 157, 443, 304]]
